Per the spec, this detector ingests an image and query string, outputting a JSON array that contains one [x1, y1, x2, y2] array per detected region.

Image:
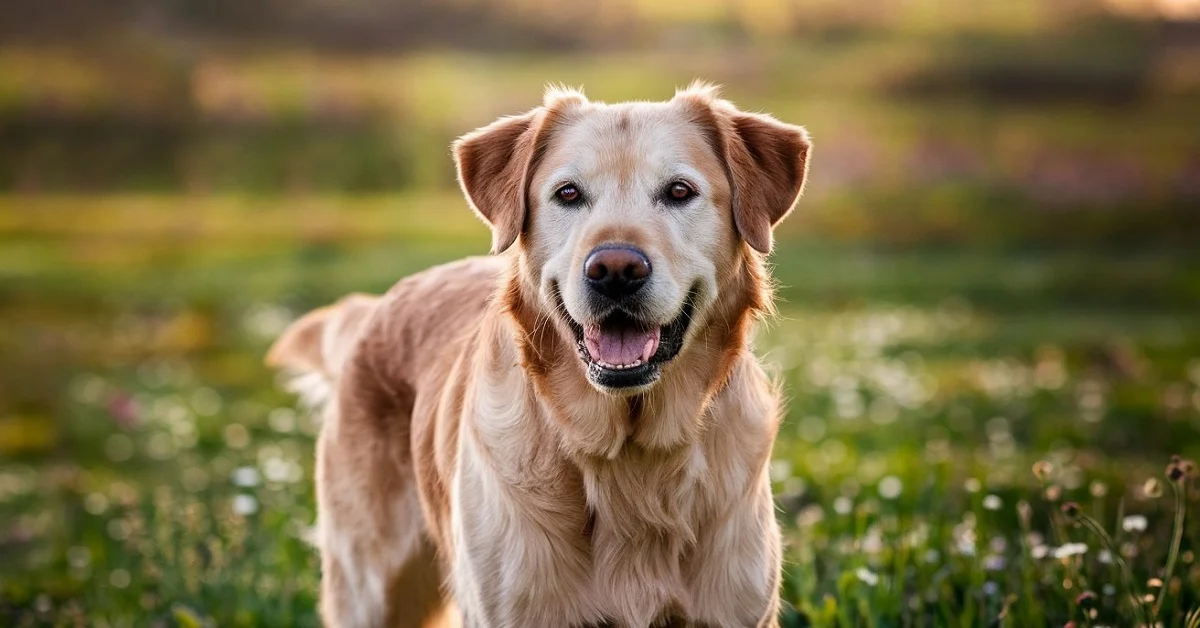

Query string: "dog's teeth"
[[595, 358, 648, 371]]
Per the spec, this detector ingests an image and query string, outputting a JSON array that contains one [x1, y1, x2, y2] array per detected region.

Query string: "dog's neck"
[[494, 251, 769, 460]]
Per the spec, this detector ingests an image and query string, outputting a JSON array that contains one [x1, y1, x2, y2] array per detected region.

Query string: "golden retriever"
[[266, 82, 811, 628]]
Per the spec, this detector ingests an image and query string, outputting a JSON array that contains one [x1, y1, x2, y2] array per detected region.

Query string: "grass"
[[1, 17, 1198, 624], [0, 195, 1197, 627]]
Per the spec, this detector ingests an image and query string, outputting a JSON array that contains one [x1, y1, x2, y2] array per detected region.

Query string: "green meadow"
[[2, 9, 1199, 625]]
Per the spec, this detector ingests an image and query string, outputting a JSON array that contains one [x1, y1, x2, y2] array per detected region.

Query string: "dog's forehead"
[[542, 101, 716, 180]]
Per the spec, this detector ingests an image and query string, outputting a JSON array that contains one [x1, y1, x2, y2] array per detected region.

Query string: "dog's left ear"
[[722, 111, 811, 253], [677, 85, 811, 254], [453, 110, 541, 254]]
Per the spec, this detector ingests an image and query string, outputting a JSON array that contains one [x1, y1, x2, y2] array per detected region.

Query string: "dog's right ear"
[[453, 88, 587, 254], [453, 111, 539, 254]]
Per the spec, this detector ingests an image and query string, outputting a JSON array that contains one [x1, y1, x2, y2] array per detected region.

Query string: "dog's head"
[[454, 84, 810, 395]]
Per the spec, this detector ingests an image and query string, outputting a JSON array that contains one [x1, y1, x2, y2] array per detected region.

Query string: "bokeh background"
[[2, 0, 1199, 626]]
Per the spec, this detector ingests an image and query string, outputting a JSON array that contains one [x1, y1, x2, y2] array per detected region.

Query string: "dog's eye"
[[555, 184, 582, 205], [664, 181, 696, 204]]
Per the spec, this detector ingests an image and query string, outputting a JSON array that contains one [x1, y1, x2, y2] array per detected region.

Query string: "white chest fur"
[[451, 353, 782, 627], [452, 420, 778, 628]]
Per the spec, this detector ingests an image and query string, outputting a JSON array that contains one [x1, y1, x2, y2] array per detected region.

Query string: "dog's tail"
[[265, 293, 381, 408]]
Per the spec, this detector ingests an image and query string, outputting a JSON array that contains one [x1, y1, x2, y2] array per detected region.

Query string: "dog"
[[266, 82, 811, 628]]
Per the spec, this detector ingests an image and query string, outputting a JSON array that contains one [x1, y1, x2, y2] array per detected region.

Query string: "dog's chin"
[[586, 360, 660, 393], [556, 290, 697, 395]]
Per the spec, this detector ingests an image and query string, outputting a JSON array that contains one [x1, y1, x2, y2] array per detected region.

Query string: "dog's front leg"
[[686, 470, 783, 628], [448, 438, 602, 628]]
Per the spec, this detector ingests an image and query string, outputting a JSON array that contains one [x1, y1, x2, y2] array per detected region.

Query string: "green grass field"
[[2, 11, 1200, 623], [1, 192, 1197, 627]]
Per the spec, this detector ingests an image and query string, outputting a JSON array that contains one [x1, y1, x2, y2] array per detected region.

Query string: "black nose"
[[584, 245, 651, 300]]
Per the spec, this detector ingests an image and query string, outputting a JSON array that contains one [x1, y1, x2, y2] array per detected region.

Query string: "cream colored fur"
[[267, 83, 811, 628]]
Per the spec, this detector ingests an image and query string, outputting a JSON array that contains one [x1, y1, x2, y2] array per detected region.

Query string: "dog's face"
[[525, 102, 732, 392], [455, 85, 810, 394]]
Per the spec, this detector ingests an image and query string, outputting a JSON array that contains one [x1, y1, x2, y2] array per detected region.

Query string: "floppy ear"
[[677, 85, 810, 254], [453, 111, 540, 254], [454, 88, 587, 254], [723, 111, 810, 253]]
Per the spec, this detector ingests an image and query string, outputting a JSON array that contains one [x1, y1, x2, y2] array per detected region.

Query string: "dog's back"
[[267, 256, 504, 395]]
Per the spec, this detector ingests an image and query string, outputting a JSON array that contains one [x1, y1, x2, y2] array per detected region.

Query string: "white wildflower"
[[232, 494, 259, 516], [855, 567, 879, 587], [1053, 542, 1087, 559], [878, 475, 903, 500], [1121, 515, 1148, 533], [861, 529, 884, 555], [231, 466, 260, 488], [263, 457, 302, 484]]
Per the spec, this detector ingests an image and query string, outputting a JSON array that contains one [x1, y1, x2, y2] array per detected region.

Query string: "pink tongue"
[[584, 325, 660, 366]]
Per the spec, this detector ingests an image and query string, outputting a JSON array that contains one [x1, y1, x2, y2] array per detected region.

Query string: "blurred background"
[[1, 0, 1199, 626]]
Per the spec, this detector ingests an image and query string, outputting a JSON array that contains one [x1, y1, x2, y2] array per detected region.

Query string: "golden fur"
[[267, 83, 811, 628]]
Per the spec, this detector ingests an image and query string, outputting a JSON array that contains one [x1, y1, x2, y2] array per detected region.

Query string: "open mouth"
[[554, 287, 697, 390]]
